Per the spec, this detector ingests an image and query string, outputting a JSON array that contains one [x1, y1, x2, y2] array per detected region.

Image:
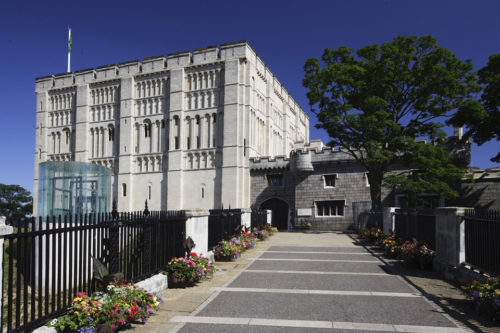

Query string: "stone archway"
[[260, 198, 289, 230]]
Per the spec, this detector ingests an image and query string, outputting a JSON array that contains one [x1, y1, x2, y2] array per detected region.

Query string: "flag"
[[68, 28, 72, 53]]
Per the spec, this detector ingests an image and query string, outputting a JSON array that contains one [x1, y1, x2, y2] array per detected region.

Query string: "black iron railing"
[[464, 209, 500, 275], [1, 210, 185, 333], [250, 210, 267, 230], [208, 209, 242, 249], [394, 209, 436, 250]]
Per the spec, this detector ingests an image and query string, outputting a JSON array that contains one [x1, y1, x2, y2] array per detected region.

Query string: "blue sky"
[[1, 0, 499, 194]]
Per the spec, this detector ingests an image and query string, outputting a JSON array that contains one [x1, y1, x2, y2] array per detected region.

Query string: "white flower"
[[50, 319, 58, 326]]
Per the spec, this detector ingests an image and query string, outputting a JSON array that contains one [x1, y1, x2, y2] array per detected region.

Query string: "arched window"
[[144, 122, 151, 138], [108, 126, 114, 141], [122, 183, 127, 197], [201, 187, 205, 198], [148, 185, 152, 200]]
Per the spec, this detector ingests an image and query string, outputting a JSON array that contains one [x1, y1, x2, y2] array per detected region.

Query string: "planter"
[[96, 324, 118, 333], [294, 226, 311, 231], [168, 276, 196, 288]]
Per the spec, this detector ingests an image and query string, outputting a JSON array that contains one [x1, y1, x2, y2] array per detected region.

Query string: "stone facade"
[[250, 140, 406, 231], [33, 41, 309, 215]]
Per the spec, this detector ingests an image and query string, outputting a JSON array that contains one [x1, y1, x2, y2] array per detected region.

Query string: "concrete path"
[[133, 232, 467, 332]]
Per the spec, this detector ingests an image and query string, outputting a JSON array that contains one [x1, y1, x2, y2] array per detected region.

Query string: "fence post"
[[434, 207, 467, 279], [0, 216, 14, 324], [185, 210, 209, 256], [383, 207, 398, 234], [265, 210, 272, 225], [241, 209, 251, 229]]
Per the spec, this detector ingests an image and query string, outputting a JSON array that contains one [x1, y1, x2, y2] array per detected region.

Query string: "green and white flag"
[[68, 28, 72, 53], [67, 27, 72, 72]]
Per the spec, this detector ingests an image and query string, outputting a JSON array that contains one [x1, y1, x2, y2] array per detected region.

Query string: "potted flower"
[[164, 257, 199, 287], [213, 240, 242, 260]]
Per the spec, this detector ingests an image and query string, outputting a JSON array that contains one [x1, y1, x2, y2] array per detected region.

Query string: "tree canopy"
[[0, 184, 32, 222], [448, 53, 500, 163], [303, 35, 479, 210]]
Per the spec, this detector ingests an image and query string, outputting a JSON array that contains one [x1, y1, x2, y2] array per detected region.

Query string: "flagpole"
[[67, 27, 71, 72]]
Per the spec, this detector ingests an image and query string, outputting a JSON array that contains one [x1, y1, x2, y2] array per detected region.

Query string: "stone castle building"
[[33, 41, 309, 215]]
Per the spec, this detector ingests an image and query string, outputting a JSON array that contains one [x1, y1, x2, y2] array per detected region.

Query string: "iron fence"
[[208, 209, 242, 249], [250, 210, 267, 230], [394, 209, 436, 250], [464, 209, 500, 275], [1, 209, 185, 333]]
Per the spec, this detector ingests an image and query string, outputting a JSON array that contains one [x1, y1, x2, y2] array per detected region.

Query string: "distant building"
[[33, 41, 309, 215]]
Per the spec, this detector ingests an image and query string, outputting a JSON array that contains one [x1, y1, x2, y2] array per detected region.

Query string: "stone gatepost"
[[434, 207, 467, 279], [383, 207, 398, 234], [240, 209, 252, 229], [184, 210, 209, 256], [265, 209, 272, 225], [0, 216, 14, 323]]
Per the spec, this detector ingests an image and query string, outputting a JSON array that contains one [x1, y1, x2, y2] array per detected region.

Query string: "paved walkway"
[[132, 233, 467, 332]]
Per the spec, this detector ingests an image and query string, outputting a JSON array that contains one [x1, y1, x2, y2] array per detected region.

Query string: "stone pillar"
[[0, 217, 13, 322], [266, 209, 272, 224], [383, 207, 398, 234], [185, 210, 209, 256], [434, 207, 467, 278], [241, 209, 251, 229]]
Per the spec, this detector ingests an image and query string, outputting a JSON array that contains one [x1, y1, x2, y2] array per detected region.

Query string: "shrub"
[[213, 239, 242, 260], [164, 257, 199, 287], [462, 276, 500, 321], [48, 281, 160, 332]]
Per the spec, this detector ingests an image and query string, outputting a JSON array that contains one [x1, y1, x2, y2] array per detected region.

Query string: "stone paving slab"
[[261, 252, 378, 260], [267, 245, 366, 252], [228, 271, 414, 293], [177, 323, 390, 333], [196, 291, 455, 327], [247, 259, 388, 273]]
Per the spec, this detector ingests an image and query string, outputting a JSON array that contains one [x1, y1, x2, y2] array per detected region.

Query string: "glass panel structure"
[[37, 161, 111, 217]]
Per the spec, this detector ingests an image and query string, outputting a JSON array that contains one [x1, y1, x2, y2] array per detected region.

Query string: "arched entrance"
[[260, 198, 289, 230]]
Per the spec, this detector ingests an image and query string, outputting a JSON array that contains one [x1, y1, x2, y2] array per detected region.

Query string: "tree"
[[303, 35, 479, 210], [448, 53, 500, 162], [0, 184, 33, 221]]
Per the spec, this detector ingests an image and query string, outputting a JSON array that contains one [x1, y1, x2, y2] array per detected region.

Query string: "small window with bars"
[[266, 174, 284, 187], [323, 174, 337, 187], [316, 200, 345, 216]]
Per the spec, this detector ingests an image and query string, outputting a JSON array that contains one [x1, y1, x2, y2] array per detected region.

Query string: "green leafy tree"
[[303, 35, 478, 210], [0, 184, 33, 221], [448, 53, 500, 162]]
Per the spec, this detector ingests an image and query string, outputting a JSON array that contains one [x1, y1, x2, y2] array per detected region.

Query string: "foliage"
[[190, 253, 216, 279], [164, 256, 200, 286], [303, 35, 478, 210], [238, 232, 256, 250], [47, 281, 160, 332], [164, 253, 215, 287], [0, 184, 32, 221], [449, 53, 500, 162], [359, 227, 435, 269], [213, 239, 242, 260], [462, 276, 500, 320]]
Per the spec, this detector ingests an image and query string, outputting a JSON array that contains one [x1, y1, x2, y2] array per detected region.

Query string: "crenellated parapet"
[[250, 155, 290, 170], [34, 41, 307, 124]]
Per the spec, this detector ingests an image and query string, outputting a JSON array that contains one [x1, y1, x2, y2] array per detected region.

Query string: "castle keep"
[[33, 41, 309, 215]]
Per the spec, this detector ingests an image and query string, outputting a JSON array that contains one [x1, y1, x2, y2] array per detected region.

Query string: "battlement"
[[249, 155, 290, 170], [34, 41, 306, 119]]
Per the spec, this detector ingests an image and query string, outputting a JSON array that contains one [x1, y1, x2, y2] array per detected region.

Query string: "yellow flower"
[[494, 289, 500, 297], [81, 301, 87, 306]]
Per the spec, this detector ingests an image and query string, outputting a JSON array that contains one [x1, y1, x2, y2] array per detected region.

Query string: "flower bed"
[[164, 253, 215, 288], [359, 227, 435, 269], [462, 276, 500, 321], [213, 239, 243, 260], [213, 224, 274, 260], [47, 281, 161, 332]]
